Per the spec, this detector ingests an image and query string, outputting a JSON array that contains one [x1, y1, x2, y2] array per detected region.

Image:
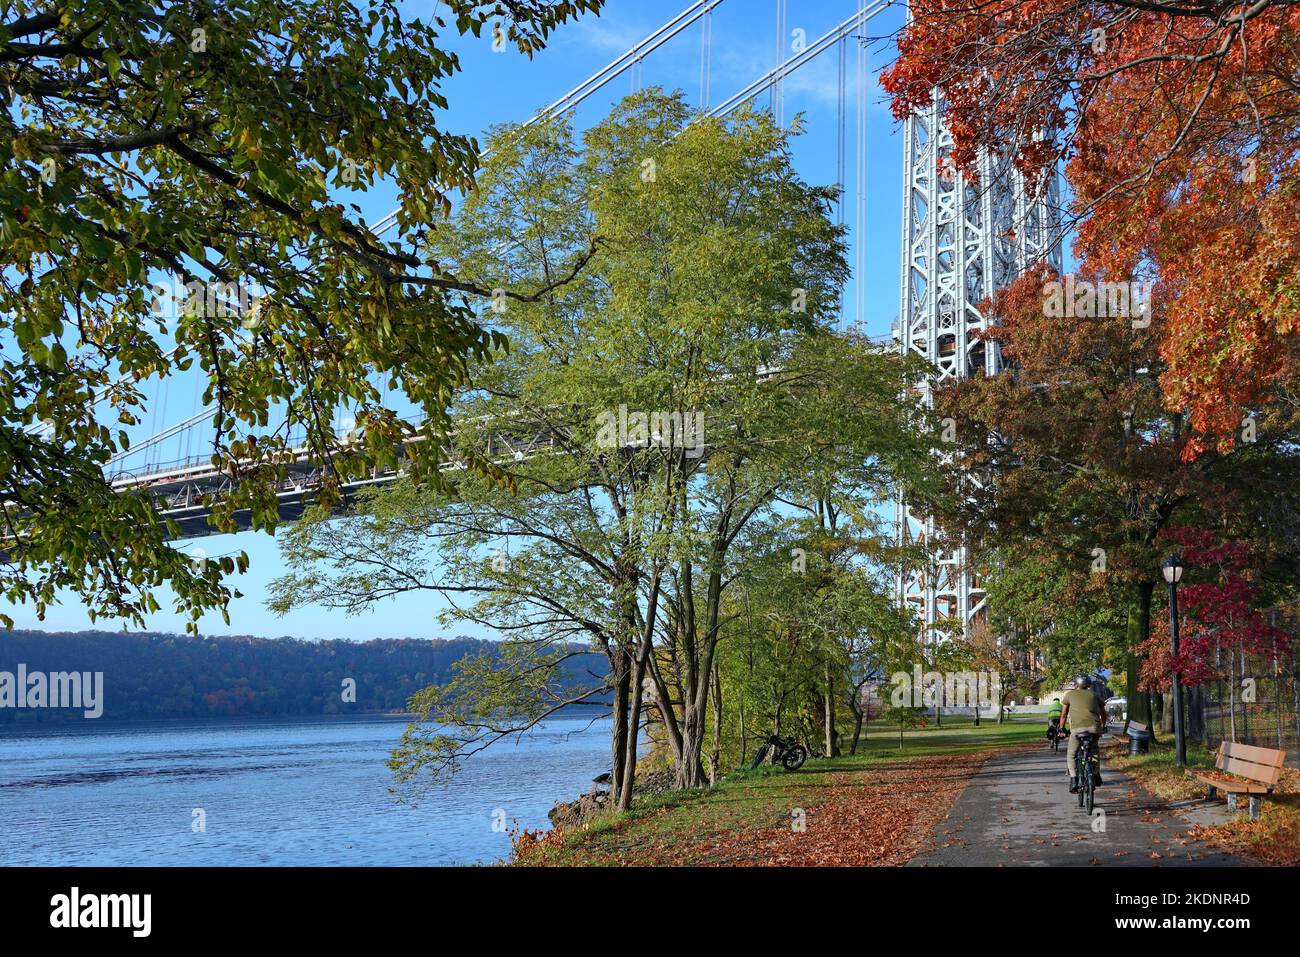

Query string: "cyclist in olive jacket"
[[1060, 675, 1106, 793]]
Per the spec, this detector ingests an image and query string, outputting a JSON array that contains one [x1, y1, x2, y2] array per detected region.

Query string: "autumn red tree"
[[926, 261, 1300, 727], [1161, 528, 1288, 665], [1138, 527, 1289, 740], [883, 1, 1300, 450]]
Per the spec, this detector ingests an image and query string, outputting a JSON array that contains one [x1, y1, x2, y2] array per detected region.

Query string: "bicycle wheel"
[[1085, 770, 1095, 814], [750, 745, 769, 770], [1076, 750, 1086, 807], [782, 745, 807, 771]]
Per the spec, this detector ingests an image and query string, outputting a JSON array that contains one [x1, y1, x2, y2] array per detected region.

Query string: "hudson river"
[[0, 713, 608, 866]]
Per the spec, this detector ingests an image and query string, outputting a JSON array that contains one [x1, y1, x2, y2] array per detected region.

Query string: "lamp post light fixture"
[[1162, 554, 1187, 767]]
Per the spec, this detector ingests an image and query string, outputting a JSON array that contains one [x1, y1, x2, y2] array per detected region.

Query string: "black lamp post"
[[1162, 554, 1187, 767]]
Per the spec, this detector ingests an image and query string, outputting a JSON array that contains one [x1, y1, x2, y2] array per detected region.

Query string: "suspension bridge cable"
[[708, 1, 893, 120], [119, 0, 900, 471], [370, 0, 726, 239], [106, 404, 220, 469]]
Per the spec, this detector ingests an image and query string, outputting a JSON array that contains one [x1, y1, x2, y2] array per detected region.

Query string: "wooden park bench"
[[1190, 742, 1288, 821]]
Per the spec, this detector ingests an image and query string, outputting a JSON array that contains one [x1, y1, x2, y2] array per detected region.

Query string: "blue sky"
[[6, 0, 921, 641]]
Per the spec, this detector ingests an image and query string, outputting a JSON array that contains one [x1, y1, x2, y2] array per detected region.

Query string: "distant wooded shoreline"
[[0, 630, 605, 725]]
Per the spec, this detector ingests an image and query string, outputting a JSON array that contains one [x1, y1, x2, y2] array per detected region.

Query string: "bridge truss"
[[893, 96, 1062, 640]]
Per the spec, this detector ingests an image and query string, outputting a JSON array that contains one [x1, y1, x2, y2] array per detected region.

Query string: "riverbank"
[[514, 718, 1042, 866]]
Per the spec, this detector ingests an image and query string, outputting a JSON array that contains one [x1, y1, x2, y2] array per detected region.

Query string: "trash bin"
[[1127, 725, 1150, 755]]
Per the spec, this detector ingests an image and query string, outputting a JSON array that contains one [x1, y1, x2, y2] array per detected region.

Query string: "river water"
[[0, 713, 609, 866]]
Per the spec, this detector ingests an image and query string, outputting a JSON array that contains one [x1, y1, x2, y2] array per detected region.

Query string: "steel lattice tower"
[[894, 96, 1062, 640]]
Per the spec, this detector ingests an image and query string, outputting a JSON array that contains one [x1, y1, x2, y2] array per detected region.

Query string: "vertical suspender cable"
[[706, 8, 712, 108], [145, 380, 157, 473], [771, 1, 776, 115], [149, 379, 165, 472], [837, 34, 847, 327], [777, 0, 787, 124], [699, 6, 712, 109], [186, 374, 200, 463], [855, 0, 868, 335], [771, 0, 781, 118]]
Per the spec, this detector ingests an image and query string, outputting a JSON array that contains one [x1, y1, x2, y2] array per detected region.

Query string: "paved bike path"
[[908, 732, 1244, 866]]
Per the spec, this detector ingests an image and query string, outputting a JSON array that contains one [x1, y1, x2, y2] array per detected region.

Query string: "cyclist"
[[1060, 675, 1105, 793], [1045, 695, 1064, 744]]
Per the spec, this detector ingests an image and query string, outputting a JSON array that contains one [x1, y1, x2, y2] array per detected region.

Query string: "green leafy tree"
[[878, 702, 927, 750], [980, 547, 1126, 693], [270, 91, 937, 802], [0, 0, 601, 629], [715, 527, 921, 765]]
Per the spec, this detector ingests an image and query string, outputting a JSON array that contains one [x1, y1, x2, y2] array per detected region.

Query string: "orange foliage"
[[508, 822, 567, 864], [883, 1, 1300, 450]]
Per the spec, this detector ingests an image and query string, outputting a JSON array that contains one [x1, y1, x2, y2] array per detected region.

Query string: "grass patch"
[[513, 717, 1042, 866], [853, 715, 1043, 759], [1109, 740, 1216, 803]]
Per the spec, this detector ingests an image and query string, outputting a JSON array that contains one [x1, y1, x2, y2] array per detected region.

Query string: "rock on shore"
[[547, 770, 676, 830]]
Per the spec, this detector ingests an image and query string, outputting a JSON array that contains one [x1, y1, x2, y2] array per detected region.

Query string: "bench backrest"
[[1215, 742, 1287, 785]]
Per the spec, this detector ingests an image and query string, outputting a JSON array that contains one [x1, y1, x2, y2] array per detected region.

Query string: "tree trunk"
[[1276, 640, 1285, 750], [617, 649, 647, 812], [1126, 581, 1156, 733], [1186, 684, 1206, 745], [847, 686, 864, 755], [1241, 650, 1250, 741], [610, 650, 630, 807], [707, 662, 722, 785], [1292, 639, 1299, 746], [647, 648, 684, 766], [674, 718, 706, 788], [671, 528, 728, 789], [616, 670, 642, 811], [618, 574, 663, 812], [823, 663, 839, 758], [738, 699, 747, 770], [1159, 691, 1174, 735]]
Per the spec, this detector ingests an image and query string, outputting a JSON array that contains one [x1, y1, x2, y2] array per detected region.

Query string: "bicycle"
[[1073, 731, 1101, 813], [750, 734, 808, 771], [1046, 717, 1065, 751]]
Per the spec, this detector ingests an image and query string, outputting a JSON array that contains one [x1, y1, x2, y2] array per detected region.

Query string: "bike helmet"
[[1074, 674, 1093, 689]]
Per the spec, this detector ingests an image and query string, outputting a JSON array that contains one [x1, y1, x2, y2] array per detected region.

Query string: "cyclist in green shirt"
[[1044, 696, 1064, 745]]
